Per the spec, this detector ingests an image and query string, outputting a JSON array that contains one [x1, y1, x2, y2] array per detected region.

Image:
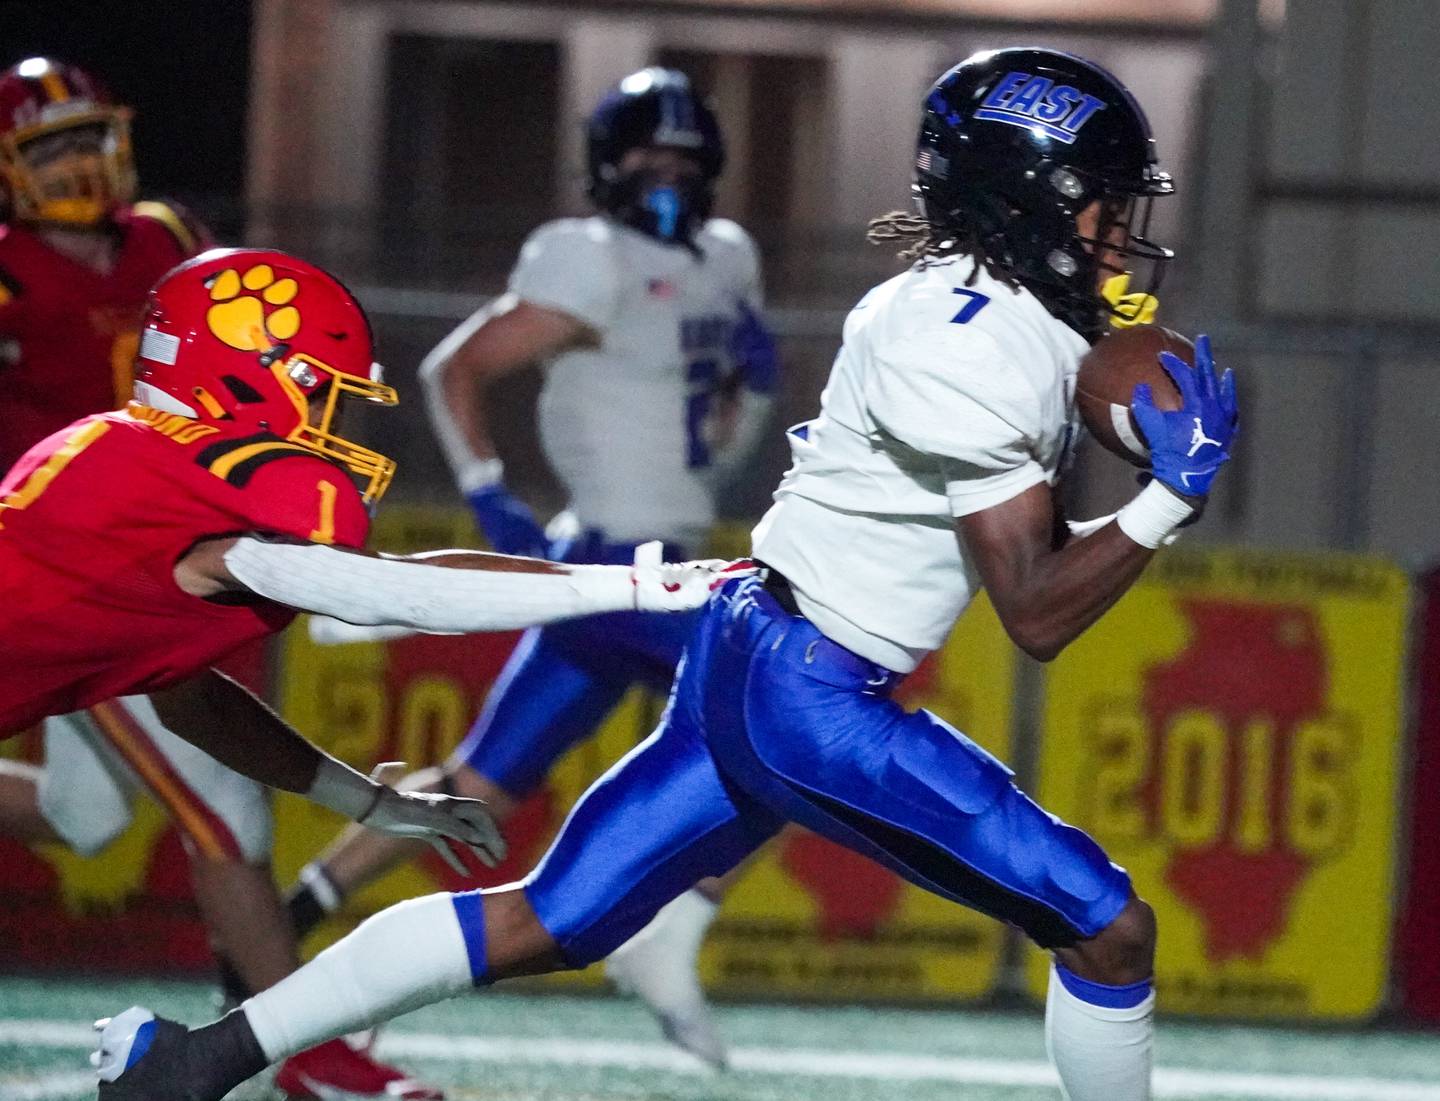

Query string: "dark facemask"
[[609, 169, 711, 246]]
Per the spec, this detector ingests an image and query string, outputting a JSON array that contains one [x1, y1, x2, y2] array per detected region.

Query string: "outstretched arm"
[[148, 670, 325, 794], [175, 538, 743, 631], [148, 670, 505, 869]]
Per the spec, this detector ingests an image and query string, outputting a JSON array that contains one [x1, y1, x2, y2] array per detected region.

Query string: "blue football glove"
[[730, 301, 780, 395], [465, 484, 550, 558], [1131, 333, 1238, 498]]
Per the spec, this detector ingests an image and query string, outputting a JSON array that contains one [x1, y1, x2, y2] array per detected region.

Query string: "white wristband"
[[1115, 480, 1196, 549], [307, 756, 384, 821]]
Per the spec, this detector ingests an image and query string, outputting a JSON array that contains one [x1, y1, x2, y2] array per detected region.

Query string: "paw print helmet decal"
[[0, 57, 136, 227], [134, 247, 399, 502]]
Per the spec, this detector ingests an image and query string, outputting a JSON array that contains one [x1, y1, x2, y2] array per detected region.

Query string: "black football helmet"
[[914, 47, 1173, 338], [586, 68, 724, 246]]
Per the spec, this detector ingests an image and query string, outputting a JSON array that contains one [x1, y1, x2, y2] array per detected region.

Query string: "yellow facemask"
[[2, 109, 136, 227]]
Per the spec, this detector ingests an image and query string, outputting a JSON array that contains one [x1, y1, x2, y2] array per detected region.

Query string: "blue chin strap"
[[644, 185, 685, 242]]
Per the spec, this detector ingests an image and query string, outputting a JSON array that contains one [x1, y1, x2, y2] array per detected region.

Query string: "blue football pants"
[[523, 577, 1132, 965], [452, 532, 697, 797]]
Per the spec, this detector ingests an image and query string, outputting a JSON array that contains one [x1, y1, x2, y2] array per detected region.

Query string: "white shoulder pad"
[[698, 217, 755, 251], [697, 218, 762, 303], [510, 217, 622, 330]]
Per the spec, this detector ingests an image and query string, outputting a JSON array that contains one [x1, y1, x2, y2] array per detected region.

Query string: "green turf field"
[[3, 974, 1440, 1100]]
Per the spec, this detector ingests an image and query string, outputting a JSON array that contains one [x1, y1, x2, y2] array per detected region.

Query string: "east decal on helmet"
[[914, 47, 1173, 339], [586, 68, 725, 246], [133, 248, 399, 503], [0, 56, 136, 227]]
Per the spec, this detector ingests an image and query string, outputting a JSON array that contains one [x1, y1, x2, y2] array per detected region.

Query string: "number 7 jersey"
[[0, 405, 370, 735]]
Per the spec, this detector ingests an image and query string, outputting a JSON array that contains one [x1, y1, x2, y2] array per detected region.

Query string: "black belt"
[[755, 560, 801, 616]]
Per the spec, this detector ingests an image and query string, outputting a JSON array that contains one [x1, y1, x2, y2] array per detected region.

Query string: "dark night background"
[[2, 1, 253, 233]]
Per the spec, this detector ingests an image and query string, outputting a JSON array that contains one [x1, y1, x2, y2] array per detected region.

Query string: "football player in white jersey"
[[275, 68, 776, 1067], [97, 49, 1238, 1101]]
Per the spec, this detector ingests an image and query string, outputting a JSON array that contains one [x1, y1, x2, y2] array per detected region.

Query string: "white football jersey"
[[751, 255, 1089, 673], [511, 216, 762, 549]]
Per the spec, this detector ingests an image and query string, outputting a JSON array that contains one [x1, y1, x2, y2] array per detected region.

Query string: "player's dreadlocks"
[[865, 211, 1022, 291]]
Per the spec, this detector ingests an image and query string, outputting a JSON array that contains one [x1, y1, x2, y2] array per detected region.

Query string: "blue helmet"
[[586, 68, 725, 246], [915, 48, 1173, 337]]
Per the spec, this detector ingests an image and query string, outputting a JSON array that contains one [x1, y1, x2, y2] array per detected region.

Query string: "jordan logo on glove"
[[1130, 333, 1238, 500], [1186, 417, 1224, 458]]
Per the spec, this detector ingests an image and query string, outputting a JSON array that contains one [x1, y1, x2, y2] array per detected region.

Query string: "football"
[[1076, 326, 1192, 466]]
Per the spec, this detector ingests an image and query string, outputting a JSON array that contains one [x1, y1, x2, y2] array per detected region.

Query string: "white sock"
[[243, 893, 476, 1061], [617, 889, 716, 960], [1045, 963, 1154, 1101]]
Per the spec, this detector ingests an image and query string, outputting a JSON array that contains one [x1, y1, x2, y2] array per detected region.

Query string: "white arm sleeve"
[[223, 539, 634, 632]]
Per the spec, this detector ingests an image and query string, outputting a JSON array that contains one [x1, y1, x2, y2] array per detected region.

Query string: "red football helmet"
[[0, 57, 136, 226], [134, 248, 399, 502]]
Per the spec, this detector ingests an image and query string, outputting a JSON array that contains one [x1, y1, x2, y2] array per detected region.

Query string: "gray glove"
[[309, 758, 506, 872], [360, 785, 507, 873]]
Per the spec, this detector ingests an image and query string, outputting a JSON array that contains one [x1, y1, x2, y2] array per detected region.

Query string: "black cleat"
[[94, 1007, 203, 1100]]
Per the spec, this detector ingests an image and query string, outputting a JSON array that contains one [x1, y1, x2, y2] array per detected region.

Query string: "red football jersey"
[[0, 405, 370, 735], [0, 201, 207, 473]]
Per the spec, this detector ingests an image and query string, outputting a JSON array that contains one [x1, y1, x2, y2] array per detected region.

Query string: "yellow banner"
[[1025, 547, 1409, 1020], [276, 509, 1015, 1002]]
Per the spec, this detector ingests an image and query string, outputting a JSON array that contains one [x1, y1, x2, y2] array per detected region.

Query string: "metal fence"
[[337, 276, 1440, 566]]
